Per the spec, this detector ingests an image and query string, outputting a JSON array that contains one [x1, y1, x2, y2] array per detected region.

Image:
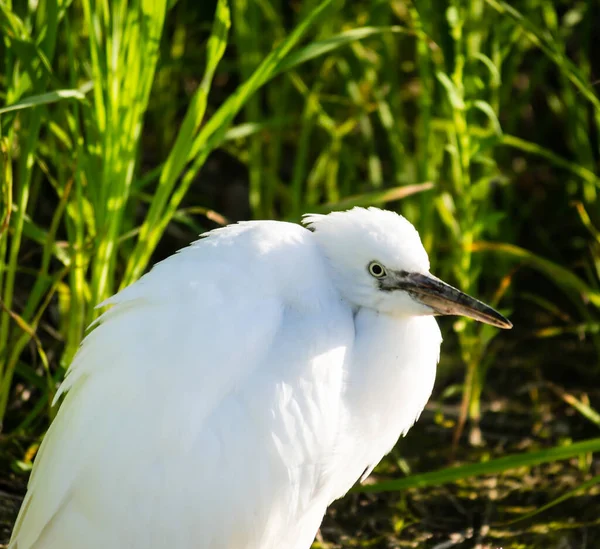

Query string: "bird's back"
[[10, 221, 356, 549]]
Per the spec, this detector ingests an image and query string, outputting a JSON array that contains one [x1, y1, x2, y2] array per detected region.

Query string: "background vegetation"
[[1, 0, 600, 547]]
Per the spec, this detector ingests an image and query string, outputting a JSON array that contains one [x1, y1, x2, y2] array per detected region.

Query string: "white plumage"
[[10, 207, 510, 549]]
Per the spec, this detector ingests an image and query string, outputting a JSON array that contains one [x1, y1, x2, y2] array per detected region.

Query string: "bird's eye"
[[368, 261, 387, 278]]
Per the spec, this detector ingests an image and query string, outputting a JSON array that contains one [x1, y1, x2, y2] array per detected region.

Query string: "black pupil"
[[371, 264, 382, 275]]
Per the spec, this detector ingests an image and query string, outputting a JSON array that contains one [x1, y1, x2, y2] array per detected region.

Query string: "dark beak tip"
[[501, 318, 513, 330], [484, 311, 512, 330], [492, 311, 513, 330]]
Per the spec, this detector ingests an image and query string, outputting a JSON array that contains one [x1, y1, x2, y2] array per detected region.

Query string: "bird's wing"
[[11, 221, 354, 549]]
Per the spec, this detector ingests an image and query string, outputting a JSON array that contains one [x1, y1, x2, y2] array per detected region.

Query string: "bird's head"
[[303, 207, 512, 329]]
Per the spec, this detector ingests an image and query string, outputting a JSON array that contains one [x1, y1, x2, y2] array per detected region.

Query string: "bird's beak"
[[399, 272, 512, 329]]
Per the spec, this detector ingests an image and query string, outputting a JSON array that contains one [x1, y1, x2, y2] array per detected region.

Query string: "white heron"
[[10, 207, 511, 549]]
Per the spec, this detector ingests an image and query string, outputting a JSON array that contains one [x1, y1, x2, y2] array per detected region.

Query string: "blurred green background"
[[1, 0, 600, 547]]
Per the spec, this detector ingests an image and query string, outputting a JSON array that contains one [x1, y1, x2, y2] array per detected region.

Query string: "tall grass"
[[1, 0, 600, 526]]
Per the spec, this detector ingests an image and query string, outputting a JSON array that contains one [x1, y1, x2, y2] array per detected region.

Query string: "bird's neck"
[[343, 310, 442, 459]]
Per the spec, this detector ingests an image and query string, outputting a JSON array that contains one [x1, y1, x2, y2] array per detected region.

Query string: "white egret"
[[10, 207, 511, 549]]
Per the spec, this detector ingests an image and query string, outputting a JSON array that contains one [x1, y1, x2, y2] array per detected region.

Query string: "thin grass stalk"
[[63, 159, 89, 367], [0, 266, 68, 421], [540, 3, 595, 205], [290, 86, 319, 219], [233, 0, 264, 217], [352, 34, 409, 187], [325, 134, 341, 204], [63, 12, 90, 362], [19, 173, 72, 323], [259, 0, 287, 218], [0, 135, 12, 366], [371, 6, 406, 185], [445, 1, 490, 446], [264, 84, 288, 218], [0, 115, 41, 422], [410, 4, 435, 253], [337, 57, 382, 189]]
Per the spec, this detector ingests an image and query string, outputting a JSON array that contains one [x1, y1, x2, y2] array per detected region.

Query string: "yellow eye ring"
[[368, 261, 387, 278]]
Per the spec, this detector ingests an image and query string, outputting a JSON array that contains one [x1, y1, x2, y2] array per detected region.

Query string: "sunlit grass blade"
[[500, 134, 600, 188], [472, 241, 600, 308], [299, 182, 435, 217], [546, 382, 600, 429], [574, 202, 600, 244], [222, 118, 295, 142], [355, 437, 600, 493], [273, 26, 412, 77], [499, 473, 600, 526], [0, 85, 90, 115], [0, 137, 11, 239]]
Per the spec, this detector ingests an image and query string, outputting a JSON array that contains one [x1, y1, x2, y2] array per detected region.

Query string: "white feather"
[[10, 208, 443, 549]]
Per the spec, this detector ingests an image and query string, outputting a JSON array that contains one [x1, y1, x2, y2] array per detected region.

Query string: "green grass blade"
[[273, 25, 412, 77], [299, 183, 435, 217], [500, 473, 600, 526], [500, 134, 599, 187], [355, 437, 600, 493], [0, 85, 90, 115], [472, 241, 600, 308]]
